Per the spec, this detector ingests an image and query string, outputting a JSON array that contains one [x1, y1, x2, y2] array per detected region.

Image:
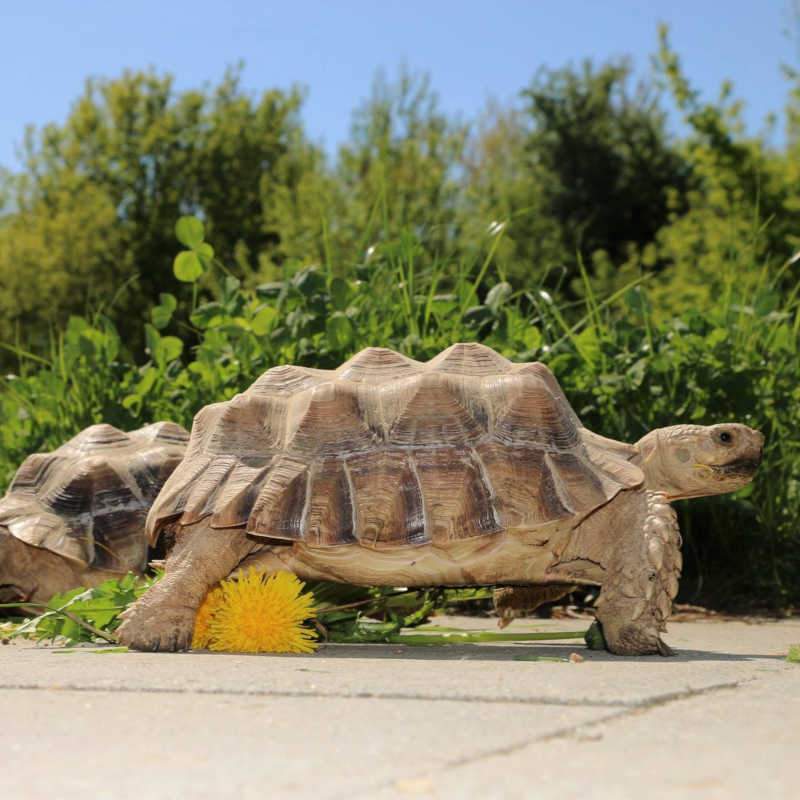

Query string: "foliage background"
[[0, 27, 797, 609]]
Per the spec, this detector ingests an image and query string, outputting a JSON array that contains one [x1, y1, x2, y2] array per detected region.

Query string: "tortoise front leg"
[[595, 490, 682, 656], [117, 525, 257, 652]]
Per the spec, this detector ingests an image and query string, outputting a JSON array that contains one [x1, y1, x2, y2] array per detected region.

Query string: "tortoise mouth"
[[708, 457, 761, 477]]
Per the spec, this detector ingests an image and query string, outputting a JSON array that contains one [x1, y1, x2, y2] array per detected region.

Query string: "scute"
[[385, 373, 485, 446], [149, 345, 641, 547], [338, 347, 423, 383], [134, 421, 191, 447], [429, 342, 512, 376], [286, 382, 376, 457], [474, 443, 572, 526], [0, 422, 188, 569], [209, 462, 273, 529], [513, 362, 582, 428], [67, 423, 131, 451], [544, 452, 609, 513], [347, 450, 427, 546], [302, 458, 357, 546], [208, 396, 287, 457], [247, 456, 309, 540], [249, 364, 327, 396], [493, 372, 581, 449], [8, 453, 59, 494], [180, 456, 238, 525], [413, 448, 502, 542]]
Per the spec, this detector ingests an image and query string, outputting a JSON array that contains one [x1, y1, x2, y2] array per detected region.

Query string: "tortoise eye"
[[718, 431, 733, 444]]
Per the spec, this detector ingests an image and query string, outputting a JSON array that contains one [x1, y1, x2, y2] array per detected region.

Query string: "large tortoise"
[[0, 422, 188, 605], [118, 344, 763, 655]]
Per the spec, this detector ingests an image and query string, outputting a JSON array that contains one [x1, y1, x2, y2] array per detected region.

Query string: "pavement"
[[0, 615, 797, 800]]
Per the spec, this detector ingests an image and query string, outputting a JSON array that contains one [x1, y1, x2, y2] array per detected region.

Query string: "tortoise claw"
[[656, 637, 676, 657]]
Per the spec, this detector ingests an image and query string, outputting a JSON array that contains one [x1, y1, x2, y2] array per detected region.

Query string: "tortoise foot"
[[117, 602, 195, 652], [599, 619, 675, 657]]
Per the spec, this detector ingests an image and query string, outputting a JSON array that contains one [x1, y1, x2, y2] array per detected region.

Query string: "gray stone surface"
[[1, 616, 797, 799]]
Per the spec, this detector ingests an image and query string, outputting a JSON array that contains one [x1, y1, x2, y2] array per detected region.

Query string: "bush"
[[1, 217, 797, 610]]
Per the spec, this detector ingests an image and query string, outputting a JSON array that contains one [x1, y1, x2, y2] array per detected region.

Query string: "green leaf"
[[292, 268, 326, 297], [195, 242, 215, 267], [158, 336, 184, 364], [173, 251, 204, 283], [126, 366, 158, 403], [151, 293, 177, 330], [486, 282, 512, 311], [144, 326, 182, 368], [190, 302, 225, 329], [329, 277, 350, 310], [251, 306, 278, 336], [223, 276, 241, 297], [462, 305, 493, 325], [255, 282, 285, 298], [144, 323, 161, 362], [788, 645, 800, 663], [175, 216, 205, 248], [326, 312, 353, 350], [522, 325, 542, 352]]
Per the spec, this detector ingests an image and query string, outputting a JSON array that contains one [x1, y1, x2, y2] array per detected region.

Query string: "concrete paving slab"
[[0, 689, 605, 800], [0, 616, 797, 799], [375, 669, 799, 800], [1, 618, 796, 707]]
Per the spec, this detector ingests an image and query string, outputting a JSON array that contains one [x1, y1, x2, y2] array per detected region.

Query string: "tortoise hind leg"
[[117, 525, 257, 652], [493, 584, 576, 628]]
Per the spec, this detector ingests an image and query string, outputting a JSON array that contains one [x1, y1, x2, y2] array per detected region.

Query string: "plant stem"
[[0, 602, 119, 644], [385, 630, 587, 646]]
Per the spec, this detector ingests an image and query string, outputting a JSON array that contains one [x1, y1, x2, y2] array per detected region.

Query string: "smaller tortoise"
[[0, 422, 188, 605], [117, 344, 763, 655]]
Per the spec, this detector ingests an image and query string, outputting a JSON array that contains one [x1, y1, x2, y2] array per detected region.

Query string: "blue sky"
[[0, 1, 796, 170]]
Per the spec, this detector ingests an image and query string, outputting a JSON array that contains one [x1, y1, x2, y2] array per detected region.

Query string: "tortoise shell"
[[0, 422, 188, 570], [147, 344, 643, 547]]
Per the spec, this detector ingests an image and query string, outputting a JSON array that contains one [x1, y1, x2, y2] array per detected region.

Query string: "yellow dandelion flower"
[[191, 585, 224, 650], [205, 569, 318, 654]]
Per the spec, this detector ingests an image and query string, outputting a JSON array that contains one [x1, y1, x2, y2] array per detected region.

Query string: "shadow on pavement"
[[178, 642, 782, 663]]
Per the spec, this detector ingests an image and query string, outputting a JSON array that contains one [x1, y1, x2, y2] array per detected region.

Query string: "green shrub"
[[1, 216, 797, 610]]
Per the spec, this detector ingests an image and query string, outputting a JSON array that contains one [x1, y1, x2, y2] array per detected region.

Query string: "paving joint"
[[346, 678, 746, 799], [0, 678, 753, 709], [0, 681, 642, 707]]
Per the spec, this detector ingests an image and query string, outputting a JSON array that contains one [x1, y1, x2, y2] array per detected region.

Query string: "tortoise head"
[[634, 424, 764, 501]]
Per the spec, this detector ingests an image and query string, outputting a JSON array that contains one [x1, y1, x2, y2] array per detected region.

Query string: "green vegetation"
[[2, 573, 156, 643], [2, 575, 581, 648], [0, 26, 798, 609]]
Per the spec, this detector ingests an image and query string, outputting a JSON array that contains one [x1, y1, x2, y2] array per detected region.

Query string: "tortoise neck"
[[632, 431, 679, 499]]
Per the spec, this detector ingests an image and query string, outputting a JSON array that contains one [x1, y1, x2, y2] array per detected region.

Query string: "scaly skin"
[[489, 423, 761, 654], [117, 527, 257, 652], [594, 490, 681, 656], [0, 531, 125, 609]]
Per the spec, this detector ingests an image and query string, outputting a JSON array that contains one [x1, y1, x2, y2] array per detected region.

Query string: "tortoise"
[[0, 422, 188, 606], [117, 344, 763, 655]]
